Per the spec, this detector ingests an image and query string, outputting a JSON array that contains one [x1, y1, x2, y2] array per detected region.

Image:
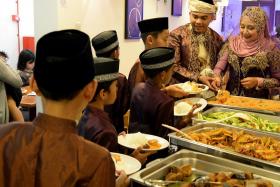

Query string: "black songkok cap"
[[199, 0, 214, 5], [94, 57, 119, 82], [140, 47, 175, 70], [91, 30, 119, 56], [34, 29, 95, 95], [138, 17, 168, 34]]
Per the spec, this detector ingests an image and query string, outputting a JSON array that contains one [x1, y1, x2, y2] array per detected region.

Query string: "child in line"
[[129, 47, 199, 138], [78, 57, 154, 164], [91, 30, 129, 133], [0, 30, 121, 186]]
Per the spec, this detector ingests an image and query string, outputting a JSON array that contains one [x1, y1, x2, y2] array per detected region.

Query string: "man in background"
[[169, 0, 223, 89]]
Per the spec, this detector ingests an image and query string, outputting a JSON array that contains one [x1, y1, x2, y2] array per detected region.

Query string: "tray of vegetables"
[[193, 107, 280, 135]]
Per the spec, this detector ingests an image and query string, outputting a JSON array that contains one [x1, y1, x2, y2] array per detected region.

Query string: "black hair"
[[143, 64, 173, 79], [38, 87, 82, 101], [90, 80, 115, 102], [5, 84, 22, 107], [276, 27, 280, 38], [141, 31, 162, 44], [0, 51, 8, 59], [17, 49, 35, 71], [96, 45, 119, 58]]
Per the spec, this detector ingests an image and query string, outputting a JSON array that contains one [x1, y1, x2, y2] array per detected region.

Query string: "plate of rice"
[[118, 132, 169, 151], [175, 81, 208, 94], [174, 97, 207, 116], [111, 152, 141, 175]]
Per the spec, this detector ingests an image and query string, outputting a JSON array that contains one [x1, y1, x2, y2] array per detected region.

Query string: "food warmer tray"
[[192, 106, 280, 136], [130, 149, 280, 187], [207, 96, 280, 116], [168, 123, 280, 171]]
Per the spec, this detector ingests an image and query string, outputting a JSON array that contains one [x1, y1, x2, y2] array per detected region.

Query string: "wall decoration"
[[125, 0, 143, 39], [172, 0, 182, 16]]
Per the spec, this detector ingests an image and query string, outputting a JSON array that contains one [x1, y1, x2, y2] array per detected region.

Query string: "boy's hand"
[[131, 146, 156, 165], [161, 85, 188, 98], [116, 170, 130, 187]]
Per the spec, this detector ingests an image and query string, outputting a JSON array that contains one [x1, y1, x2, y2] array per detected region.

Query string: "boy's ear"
[[29, 75, 42, 96], [99, 88, 107, 100], [160, 71, 167, 81], [112, 49, 119, 58], [146, 35, 153, 46], [84, 80, 98, 101]]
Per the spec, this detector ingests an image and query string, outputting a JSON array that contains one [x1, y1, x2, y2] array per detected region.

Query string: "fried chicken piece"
[[180, 165, 192, 177], [245, 179, 273, 187]]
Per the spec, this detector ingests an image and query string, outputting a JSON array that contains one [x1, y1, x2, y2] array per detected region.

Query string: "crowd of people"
[[0, 0, 280, 186]]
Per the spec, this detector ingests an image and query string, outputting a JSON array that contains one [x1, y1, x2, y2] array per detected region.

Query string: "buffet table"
[[129, 94, 280, 186]]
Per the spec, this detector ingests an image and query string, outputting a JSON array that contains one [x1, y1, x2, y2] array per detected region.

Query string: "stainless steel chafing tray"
[[192, 107, 280, 136], [168, 123, 280, 171], [130, 149, 280, 187], [207, 96, 280, 116]]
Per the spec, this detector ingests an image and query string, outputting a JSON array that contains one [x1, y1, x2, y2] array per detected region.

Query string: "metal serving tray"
[[130, 149, 280, 187], [168, 123, 280, 171], [207, 96, 280, 116], [192, 107, 280, 136]]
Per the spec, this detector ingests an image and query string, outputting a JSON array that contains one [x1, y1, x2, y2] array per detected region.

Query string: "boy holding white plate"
[[78, 57, 154, 165], [129, 47, 200, 138]]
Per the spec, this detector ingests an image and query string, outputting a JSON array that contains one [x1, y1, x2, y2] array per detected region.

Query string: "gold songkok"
[[189, 0, 216, 14]]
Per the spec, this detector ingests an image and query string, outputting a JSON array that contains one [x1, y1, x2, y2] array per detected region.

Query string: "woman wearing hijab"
[[212, 6, 280, 99]]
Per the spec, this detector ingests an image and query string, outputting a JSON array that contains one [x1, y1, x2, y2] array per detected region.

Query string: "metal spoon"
[[145, 179, 222, 186]]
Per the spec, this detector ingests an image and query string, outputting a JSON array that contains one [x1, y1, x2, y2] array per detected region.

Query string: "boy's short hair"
[[140, 47, 174, 78], [140, 31, 162, 44], [34, 29, 95, 100], [91, 80, 115, 102], [142, 65, 173, 78]]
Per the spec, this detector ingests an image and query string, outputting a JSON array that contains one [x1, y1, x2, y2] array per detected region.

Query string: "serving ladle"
[[162, 124, 192, 140], [211, 112, 251, 123]]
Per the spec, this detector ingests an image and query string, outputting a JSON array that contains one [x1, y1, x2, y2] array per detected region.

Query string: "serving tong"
[[162, 124, 192, 140], [144, 171, 263, 187], [144, 176, 222, 186], [210, 112, 251, 123]]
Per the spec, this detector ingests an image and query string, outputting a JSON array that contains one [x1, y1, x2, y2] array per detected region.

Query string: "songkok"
[[138, 17, 168, 34], [189, 0, 216, 14], [94, 57, 119, 82], [34, 29, 95, 96], [140, 47, 174, 70], [92, 30, 119, 56]]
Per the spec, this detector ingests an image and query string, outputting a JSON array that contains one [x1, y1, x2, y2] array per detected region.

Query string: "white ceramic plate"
[[175, 82, 209, 94], [111, 152, 141, 175], [118, 132, 169, 151], [27, 91, 36, 96], [174, 97, 207, 116]]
